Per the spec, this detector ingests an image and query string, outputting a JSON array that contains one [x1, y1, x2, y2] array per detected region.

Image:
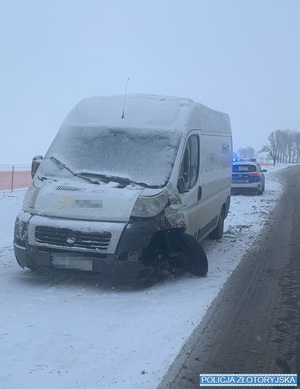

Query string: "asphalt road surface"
[[158, 165, 300, 389]]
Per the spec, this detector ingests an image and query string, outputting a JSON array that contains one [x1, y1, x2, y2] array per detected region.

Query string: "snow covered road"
[[0, 165, 286, 389]]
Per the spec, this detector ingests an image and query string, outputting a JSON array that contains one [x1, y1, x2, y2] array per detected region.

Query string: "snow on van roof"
[[61, 94, 231, 134]]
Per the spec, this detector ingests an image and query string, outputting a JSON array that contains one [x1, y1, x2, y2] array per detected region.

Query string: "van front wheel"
[[174, 231, 208, 277]]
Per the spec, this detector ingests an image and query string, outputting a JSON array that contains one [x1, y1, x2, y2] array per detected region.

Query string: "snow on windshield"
[[43, 126, 181, 187]]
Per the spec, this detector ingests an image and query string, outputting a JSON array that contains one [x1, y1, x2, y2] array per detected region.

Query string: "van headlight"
[[14, 211, 30, 245], [131, 190, 169, 218], [22, 186, 38, 212]]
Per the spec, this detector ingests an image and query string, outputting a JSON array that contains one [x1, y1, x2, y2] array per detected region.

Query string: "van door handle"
[[198, 186, 202, 201]]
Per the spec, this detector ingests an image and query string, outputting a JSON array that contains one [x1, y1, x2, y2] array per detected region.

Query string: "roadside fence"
[[0, 165, 32, 191]]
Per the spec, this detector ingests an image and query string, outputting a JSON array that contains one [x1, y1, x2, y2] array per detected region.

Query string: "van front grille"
[[35, 226, 111, 251]]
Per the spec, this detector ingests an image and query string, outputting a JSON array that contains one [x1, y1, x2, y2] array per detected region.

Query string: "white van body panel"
[[30, 180, 143, 222], [198, 132, 232, 238], [62, 94, 199, 133], [172, 131, 232, 239]]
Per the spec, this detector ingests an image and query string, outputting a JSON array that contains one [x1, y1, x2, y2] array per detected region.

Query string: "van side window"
[[180, 135, 199, 191]]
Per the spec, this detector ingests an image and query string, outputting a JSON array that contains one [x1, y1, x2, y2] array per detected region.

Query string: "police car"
[[232, 159, 267, 195]]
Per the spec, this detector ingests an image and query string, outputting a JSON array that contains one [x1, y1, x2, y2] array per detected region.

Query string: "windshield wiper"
[[78, 172, 134, 186], [45, 158, 166, 188], [78, 172, 164, 189], [49, 156, 101, 185]]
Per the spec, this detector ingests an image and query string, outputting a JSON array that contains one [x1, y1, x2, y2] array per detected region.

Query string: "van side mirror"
[[31, 155, 43, 178], [262, 169, 267, 173]]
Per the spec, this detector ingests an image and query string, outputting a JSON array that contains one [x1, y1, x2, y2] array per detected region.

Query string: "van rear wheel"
[[209, 210, 224, 240], [174, 231, 208, 277]]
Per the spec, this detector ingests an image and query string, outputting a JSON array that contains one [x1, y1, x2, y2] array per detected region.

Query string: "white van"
[[14, 94, 232, 280]]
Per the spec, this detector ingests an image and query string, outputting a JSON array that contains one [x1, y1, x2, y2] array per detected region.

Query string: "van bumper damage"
[[14, 211, 175, 280]]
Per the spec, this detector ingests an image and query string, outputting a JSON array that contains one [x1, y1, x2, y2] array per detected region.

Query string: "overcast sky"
[[1, 0, 299, 165]]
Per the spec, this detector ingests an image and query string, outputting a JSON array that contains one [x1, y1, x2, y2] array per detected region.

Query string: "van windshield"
[[40, 127, 181, 187]]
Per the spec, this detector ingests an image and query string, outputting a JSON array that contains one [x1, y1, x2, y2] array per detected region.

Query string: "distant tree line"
[[260, 129, 300, 166]]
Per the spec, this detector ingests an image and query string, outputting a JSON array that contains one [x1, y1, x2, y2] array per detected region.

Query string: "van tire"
[[175, 231, 208, 276], [209, 210, 224, 240]]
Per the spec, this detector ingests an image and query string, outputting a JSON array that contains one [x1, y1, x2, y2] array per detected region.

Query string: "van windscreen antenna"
[[121, 77, 130, 119]]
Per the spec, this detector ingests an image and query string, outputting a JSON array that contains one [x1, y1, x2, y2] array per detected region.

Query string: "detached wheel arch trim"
[[175, 231, 208, 277]]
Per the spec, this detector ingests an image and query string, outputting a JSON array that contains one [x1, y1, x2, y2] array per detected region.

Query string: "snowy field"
[[0, 165, 287, 389]]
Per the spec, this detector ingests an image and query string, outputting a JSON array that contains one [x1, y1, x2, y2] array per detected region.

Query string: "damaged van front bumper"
[[14, 211, 170, 280]]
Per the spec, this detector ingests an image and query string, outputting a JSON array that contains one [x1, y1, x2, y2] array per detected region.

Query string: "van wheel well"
[[209, 205, 226, 240], [146, 228, 185, 253], [143, 228, 207, 277]]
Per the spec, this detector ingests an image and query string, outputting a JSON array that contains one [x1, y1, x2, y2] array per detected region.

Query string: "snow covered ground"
[[0, 164, 287, 389]]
